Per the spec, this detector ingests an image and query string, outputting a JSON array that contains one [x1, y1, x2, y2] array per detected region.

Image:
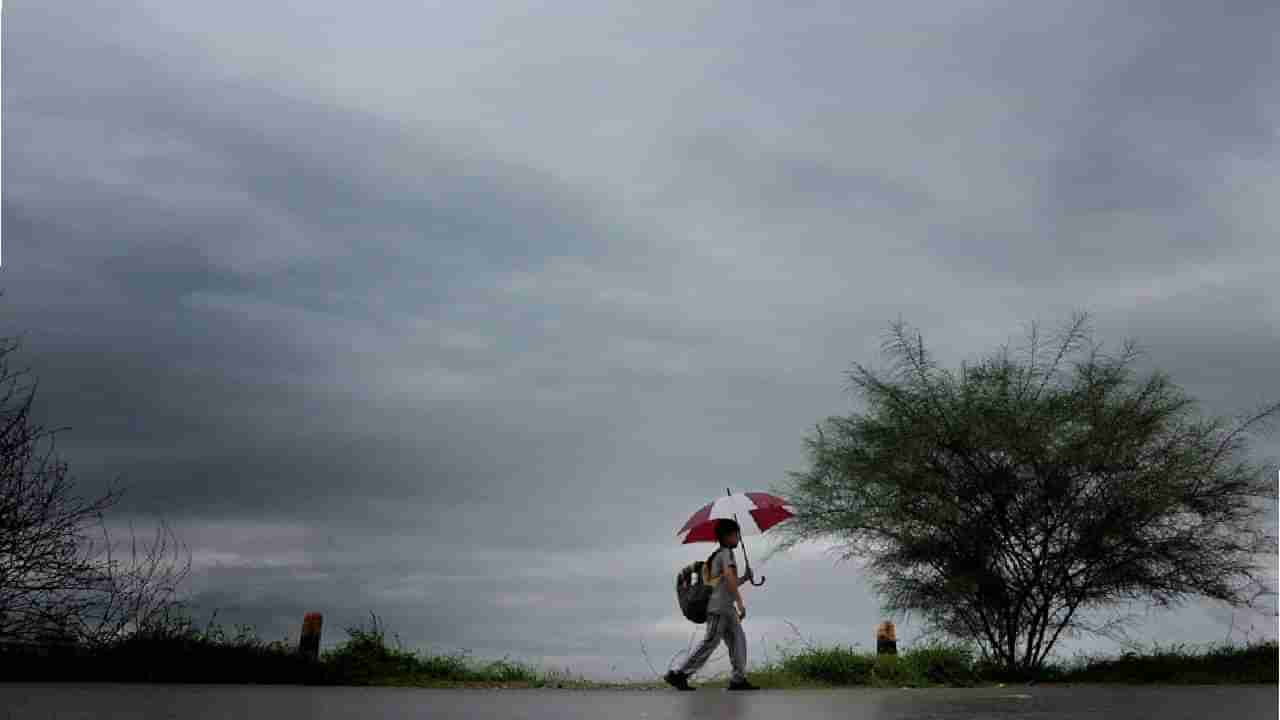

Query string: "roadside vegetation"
[[1042, 640, 1280, 685], [0, 612, 610, 688], [753, 639, 1278, 688], [749, 640, 980, 688], [312, 614, 608, 688], [4, 611, 1273, 688]]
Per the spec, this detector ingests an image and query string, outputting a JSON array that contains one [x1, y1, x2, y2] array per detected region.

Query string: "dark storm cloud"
[[4, 3, 649, 523], [3, 0, 1276, 678]]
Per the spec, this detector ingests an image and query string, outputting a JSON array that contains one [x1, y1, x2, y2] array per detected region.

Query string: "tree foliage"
[[775, 313, 1278, 673]]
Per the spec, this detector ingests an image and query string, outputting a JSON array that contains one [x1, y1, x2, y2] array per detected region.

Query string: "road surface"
[[2, 683, 1276, 719]]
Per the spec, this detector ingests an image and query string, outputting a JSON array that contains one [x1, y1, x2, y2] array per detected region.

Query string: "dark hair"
[[714, 518, 741, 544]]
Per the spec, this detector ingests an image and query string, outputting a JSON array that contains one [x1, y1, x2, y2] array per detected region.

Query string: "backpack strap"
[[701, 547, 727, 587]]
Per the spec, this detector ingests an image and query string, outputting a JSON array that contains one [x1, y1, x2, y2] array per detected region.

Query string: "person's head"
[[714, 518, 741, 548]]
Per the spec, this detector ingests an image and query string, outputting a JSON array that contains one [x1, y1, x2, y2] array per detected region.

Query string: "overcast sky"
[[3, 0, 1277, 680]]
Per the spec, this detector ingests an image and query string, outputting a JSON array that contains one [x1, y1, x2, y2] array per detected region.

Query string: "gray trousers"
[[677, 611, 747, 682]]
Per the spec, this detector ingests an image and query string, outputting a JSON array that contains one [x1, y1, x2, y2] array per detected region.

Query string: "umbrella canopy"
[[677, 492, 794, 544]]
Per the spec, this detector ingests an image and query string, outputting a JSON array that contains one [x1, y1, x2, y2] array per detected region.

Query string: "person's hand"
[[740, 567, 753, 582], [736, 601, 746, 621]]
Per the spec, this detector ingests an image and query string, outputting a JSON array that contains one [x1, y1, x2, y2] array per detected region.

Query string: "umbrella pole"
[[727, 487, 766, 587]]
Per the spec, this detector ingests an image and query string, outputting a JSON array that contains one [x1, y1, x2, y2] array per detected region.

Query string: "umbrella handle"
[[727, 487, 768, 587], [738, 535, 766, 586]]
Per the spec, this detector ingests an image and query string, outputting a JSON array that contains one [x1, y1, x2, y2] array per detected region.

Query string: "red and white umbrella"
[[676, 489, 795, 587], [677, 491, 795, 544]]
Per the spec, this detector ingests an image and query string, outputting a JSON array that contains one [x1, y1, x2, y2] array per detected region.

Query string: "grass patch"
[[1046, 640, 1278, 685], [752, 638, 1275, 687], [772, 644, 876, 685], [750, 639, 977, 688], [901, 640, 979, 686], [316, 614, 571, 686]]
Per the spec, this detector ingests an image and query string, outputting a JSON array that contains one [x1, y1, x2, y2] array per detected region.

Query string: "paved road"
[[2, 684, 1276, 719]]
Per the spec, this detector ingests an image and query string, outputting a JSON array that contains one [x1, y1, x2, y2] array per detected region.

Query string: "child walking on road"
[[666, 519, 760, 691]]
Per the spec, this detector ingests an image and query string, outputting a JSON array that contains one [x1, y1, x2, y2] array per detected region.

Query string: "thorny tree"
[[0, 333, 189, 646], [774, 313, 1278, 674]]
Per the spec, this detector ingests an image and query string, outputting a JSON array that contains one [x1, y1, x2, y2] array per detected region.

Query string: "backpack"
[[676, 548, 727, 624]]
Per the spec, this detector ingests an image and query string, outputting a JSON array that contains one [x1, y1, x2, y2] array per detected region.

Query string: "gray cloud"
[[3, 0, 1276, 679]]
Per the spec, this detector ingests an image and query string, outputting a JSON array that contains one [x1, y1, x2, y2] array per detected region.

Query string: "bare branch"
[[1, 333, 190, 647]]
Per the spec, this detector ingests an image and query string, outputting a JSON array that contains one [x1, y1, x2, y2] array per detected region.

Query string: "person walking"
[[665, 518, 760, 691]]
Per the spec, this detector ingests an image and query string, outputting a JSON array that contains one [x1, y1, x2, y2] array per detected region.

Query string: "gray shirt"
[[706, 547, 738, 616]]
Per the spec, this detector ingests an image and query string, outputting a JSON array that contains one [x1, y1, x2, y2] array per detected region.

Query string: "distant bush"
[[901, 640, 978, 686], [320, 615, 423, 684], [762, 638, 976, 687], [0, 608, 313, 684], [319, 613, 543, 686], [762, 630, 972, 686], [774, 644, 876, 685]]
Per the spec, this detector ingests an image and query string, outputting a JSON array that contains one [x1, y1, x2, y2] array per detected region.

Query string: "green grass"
[[1043, 640, 1279, 685], [747, 638, 1276, 688], [750, 640, 978, 688], [317, 616, 549, 686]]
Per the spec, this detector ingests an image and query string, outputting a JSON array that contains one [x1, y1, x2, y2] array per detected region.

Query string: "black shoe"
[[727, 678, 760, 691], [665, 671, 695, 691]]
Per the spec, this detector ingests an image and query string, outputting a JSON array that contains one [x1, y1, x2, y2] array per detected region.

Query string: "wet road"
[[2, 684, 1276, 719]]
